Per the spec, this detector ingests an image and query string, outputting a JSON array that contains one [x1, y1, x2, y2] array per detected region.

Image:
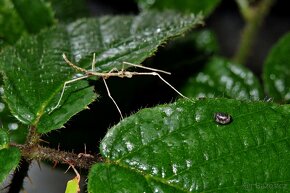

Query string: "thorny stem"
[[11, 143, 102, 169], [8, 125, 102, 192], [26, 126, 40, 146], [234, 0, 275, 64]]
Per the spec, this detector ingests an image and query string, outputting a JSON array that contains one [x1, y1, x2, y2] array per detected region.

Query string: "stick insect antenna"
[[152, 72, 189, 99], [123, 62, 188, 99], [62, 53, 88, 73]]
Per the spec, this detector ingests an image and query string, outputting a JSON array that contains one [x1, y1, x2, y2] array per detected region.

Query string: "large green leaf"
[[0, 83, 27, 144], [89, 98, 290, 192], [0, 11, 203, 133], [0, 27, 96, 134], [182, 57, 263, 100], [0, 130, 22, 185], [263, 32, 290, 103], [0, 0, 55, 47], [0, 147, 21, 184], [136, 0, 221, 17]]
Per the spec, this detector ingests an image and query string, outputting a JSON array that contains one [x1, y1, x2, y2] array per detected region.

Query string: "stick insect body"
[[50, 53, 188, 119]]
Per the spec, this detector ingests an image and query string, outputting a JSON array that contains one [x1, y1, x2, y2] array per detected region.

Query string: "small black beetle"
[[214, 112, 232, 125]]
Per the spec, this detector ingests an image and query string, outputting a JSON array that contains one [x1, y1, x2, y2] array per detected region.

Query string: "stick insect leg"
[[123, 61, 171, 75], [49, 75, 90, 114], [102, 78, 124, 119], [122, 61, 189, 99], [131, 71, 190, 100], [152, 72, 189, 99], [92, 53, 96, 71]]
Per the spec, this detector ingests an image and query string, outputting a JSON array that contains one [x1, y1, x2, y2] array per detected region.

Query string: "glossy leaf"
[[0, 83, 27, 144], [136, 0, 221, 17], [89, 98, 290, 192], [0, 27, 97, 134], [0, 11, 203, 133], [0, 147, 21, 184], [263, 32, 290, 103], [0, 0, 55, 47], [182, 57, 263, 100]]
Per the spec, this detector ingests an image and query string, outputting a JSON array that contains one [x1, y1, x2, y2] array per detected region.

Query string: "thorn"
[[36, 161, 42, 170], [27, 175, 33, 184], [53, 161, 58, 168], [39, 139, 49, 144], [64, 165, 72, 174]]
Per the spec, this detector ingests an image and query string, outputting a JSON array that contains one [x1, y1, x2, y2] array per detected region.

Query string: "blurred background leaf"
[[182, 57, 263, 100], [47, 0, 89, 23], [0, 0, 55, 48], [263, 32, 290, 103], [135, 0, 221, 17]]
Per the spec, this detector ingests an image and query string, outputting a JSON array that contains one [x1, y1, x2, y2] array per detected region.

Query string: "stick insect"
[[50, 53, 189, 119]]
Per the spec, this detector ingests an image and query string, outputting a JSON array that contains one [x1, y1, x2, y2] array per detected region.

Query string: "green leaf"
[[136, 0, 221, 17], [263, 32, 290, 103], [0, 147, 21, 184], [182, 57, 263, 100], [89, 98, 290, 192], [9, 0, 55, 33], [190, 29, 219, 55], [2, 122, 27, 144], [0, 128, 9, 150], [47, 0, 89, 23], [0, 29, 97, 134], [0, 0, 26, 46], [0, 11, 203, 133], [65, 177, 80, 193], [0, 0, 55, 47], [0, 82, 27, 144], [65, 170, 80, 193]]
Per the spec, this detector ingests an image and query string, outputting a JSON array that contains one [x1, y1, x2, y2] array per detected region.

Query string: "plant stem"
[[11, 143, 102, 169], [234, 0, 275, 64], [26, 126, 40, 146], [9, 124, 101, 192]]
